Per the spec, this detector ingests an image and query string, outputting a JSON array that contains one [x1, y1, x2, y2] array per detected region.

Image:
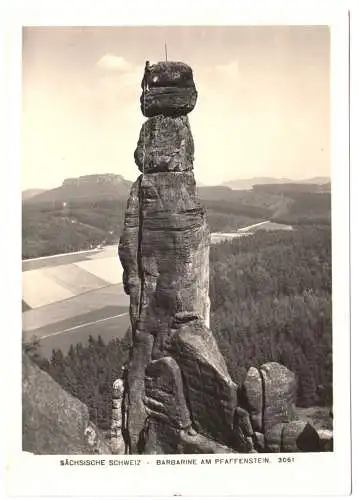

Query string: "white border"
[[1, 1, 352, 497]]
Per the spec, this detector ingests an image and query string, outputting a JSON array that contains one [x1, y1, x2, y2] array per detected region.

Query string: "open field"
[[33, 308, 130, 358], [23, 283, 128, 331], [22, 224, 299, 357], [22, 248, 101, 271]]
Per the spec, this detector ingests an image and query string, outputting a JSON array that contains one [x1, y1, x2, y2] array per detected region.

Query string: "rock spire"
[[118, 61, 328, 454]]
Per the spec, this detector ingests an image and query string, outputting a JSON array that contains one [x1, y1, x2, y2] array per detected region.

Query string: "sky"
[[21, 25, 330, 189]]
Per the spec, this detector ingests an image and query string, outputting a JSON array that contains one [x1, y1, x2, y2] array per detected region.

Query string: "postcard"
[[2, 1, 352, 497]]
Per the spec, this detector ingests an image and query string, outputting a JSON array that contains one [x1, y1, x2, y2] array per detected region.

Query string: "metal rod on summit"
[[165, 42, 168, 62]]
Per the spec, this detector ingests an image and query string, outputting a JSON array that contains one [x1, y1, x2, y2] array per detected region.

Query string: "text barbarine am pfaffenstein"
[[59, 457, 272, 466]]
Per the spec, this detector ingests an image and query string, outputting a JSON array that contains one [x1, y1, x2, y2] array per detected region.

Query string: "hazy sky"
[[22, 25, 330, 189]]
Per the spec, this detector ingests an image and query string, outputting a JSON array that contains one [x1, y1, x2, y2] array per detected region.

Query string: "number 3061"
[[278, 457, 294, 463]]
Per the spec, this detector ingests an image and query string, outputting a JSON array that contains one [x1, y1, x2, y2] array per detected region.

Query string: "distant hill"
[[22, 188, 47, 201], [320, 182, 331, 193], [197, 185, 234, 200], [24, 174, 133, 204], [303, 177, 331, 185], [222, 176, 330, 190], [222, 177, 291, 190], [252, 183, 331, 194]]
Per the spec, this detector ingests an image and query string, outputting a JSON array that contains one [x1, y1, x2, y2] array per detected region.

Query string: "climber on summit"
[[141, 61, 151, 92]]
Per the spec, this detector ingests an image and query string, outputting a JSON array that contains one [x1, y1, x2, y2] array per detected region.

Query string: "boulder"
[[281, 420, 321, 452], [264, 419, 321, 453], [260, 362, 297, 434], [146, 61, 195, 88], [140, 61, 197, 117], [317, 429, 333, 451]]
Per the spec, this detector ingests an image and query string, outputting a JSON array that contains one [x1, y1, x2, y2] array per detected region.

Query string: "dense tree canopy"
[[209, 226, 332, 407], [22, 199, 127, 258], [40, 335, 131, 429]]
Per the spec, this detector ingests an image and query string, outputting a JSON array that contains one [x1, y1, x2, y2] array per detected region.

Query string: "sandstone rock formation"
[[118, 61, 324, 454], [241, 362, 322, 452], [22, 353, 110, 454], [242, 366, 263, 432], [168, 316, 238, 447], [110, 378, 126, 454], [140, 62, 197, 117]]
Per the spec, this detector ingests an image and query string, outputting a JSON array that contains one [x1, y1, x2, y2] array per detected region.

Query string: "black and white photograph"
[[2, 3, 352, 497]]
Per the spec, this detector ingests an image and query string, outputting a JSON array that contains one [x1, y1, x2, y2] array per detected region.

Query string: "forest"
[[21, 197, 265, 258], [24, 334, 131, 430], [22, 186, 330, 258], [22, 199, 128, 258], [209, 226, 332, 408], [25, 224, 332, 430]]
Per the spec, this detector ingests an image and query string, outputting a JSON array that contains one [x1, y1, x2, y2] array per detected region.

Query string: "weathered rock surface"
[[110, 379, 126, 454], [142, 419, 237, 455], [233, 406, 257, 452], [120, 170, 210, 356], [239, 363, 322, 452], [118, 178, 141, 334], [141, 87, 198, 117], [169, 317, 239, 448], [254, 432, 266, 452], [144, 357, 191, 429], [111, 378, 124, 432], [22, 354, 110, 454], [118, 62, 218, 453], [134, 115, 194, 173], [242, 366, 263, 432], [140, 61, 197, 117], [264, 423, 285, 453], [125, 331, 154, 453], [260, 362, 297, 434], [141, 174, 210, 351], [145, 61, 195, 88]]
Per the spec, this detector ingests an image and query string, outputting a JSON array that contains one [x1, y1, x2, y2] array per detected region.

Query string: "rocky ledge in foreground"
[[22, 353, 110, 455]]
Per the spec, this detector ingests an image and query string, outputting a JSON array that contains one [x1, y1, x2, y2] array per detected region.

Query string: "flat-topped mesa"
[[140, 61, 197, 117]]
